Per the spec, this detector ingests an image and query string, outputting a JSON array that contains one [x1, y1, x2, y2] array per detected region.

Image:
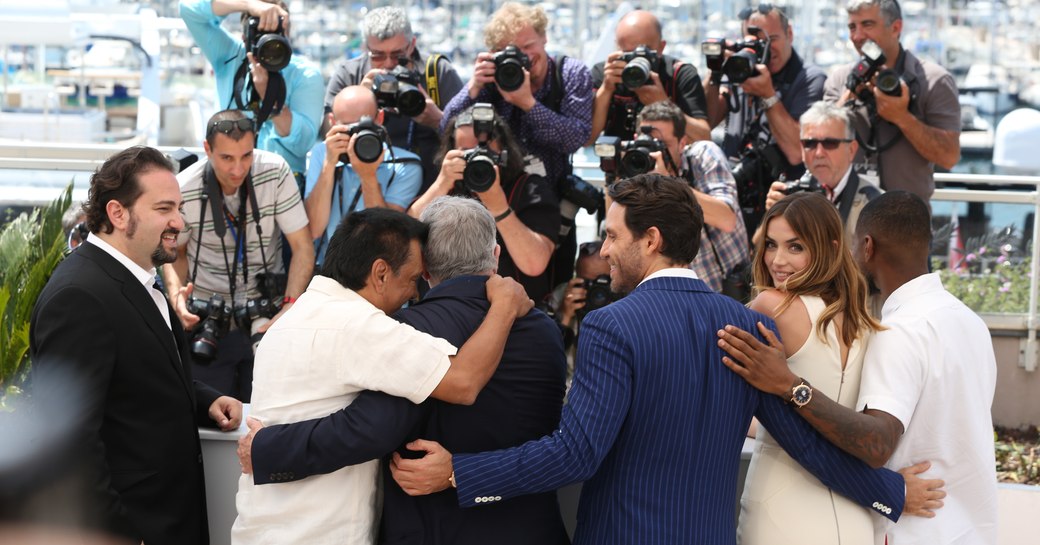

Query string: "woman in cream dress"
[[738, 192, 884, 545]]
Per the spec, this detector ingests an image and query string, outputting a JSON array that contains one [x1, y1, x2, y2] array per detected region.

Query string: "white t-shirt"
[[231, 275, 457, 545], [857, 273, 997, 545]]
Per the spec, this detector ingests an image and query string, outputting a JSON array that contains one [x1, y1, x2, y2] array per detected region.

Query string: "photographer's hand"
[[872, 80, 912, 126], [739, 64, 775, 99], [764, 180, 788, 211], [346, 132, 390, 209], [473, 166, 509, 215], [649, 150, 672, 176], [633, 71, 668, 106], [324, 124, 351, 167], [360, 68, 386, 91], [599, 51, 625, 94], [559, 277, 587, 327], [499, 69, 536, 112], [171, 281, 201, 331], [468, 53, 496, 99], [247, 52, 269, 102], [411, 86, 444, 129], [246, 0, 287, 31]]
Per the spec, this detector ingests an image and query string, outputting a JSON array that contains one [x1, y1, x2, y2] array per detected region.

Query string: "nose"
[[850, 26, 866, 45], [599, 239, 611, 259]]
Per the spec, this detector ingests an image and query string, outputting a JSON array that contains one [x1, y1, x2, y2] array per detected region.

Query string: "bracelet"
[[493, 207, 513, 222], [282, 296, 298, 305]]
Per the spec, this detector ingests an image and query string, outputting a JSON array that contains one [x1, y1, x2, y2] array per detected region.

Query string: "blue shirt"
[[304, 143, 422, 263], [180, 0, 324, 173]]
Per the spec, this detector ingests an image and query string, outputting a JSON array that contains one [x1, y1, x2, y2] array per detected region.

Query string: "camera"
[[782, 172, 826, 196], [701, 36, 770, 85], [493, 45, 531, 92], [619, 44, 658, 90], [337, 116, 387, 164], [187, 294, 232, 362], [731, 141, 786, 190], [245, 16, 292, 72], [594, 135, 621, 180], [875, 68, 902, 97], [846, 40, 886, 94], [619, 126, 667, 178], [372, 59, 426, 117], [580, 274, 617, 314], [460, 147, 508, 193]]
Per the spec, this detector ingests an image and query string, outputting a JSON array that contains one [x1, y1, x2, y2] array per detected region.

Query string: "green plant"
[[996, 426, 1040, 485], [935, 227, 1035, 314], [0, 184, 72, 410]]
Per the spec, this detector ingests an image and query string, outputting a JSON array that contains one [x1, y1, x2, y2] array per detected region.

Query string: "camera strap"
[[231, 58, 287, 130], [425, 54, 443, 107]]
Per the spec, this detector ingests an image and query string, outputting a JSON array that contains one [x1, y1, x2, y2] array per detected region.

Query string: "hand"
[[437, 149, 467, 185], [246, 52, 270, 101], [498, 69, 536, 111], [410, 86, 444, 128], [872, 80, 912, 126], [324, 124, 352, 167], [171, 281, 200, 331], [468, 52, 497, 98], [248, 0, 287, 31], [739, 64, 775, 99], [255, 302, 291, 334], [599, 51, 625, 93], [900, 461, 946, 517], [716, 322, 797, 397], [472, 166, 508, 211], [559, 277, 587, 325], [485, 274, 534, 319], [650, 150, 670, 176], [208, 395, 243, 431], [345, 130, 385, 179], [632, 71, 669, 105], [764, 180, 788, 211], [360, 68, 386, 91], [389, 439, 454, 496], [237, 417, 264, 474]]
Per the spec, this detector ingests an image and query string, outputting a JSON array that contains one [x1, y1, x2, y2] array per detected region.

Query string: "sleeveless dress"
[[737, 295, 874, 545]]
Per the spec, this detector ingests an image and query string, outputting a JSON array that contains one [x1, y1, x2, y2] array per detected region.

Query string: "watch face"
[[792, 384, 812, 406]]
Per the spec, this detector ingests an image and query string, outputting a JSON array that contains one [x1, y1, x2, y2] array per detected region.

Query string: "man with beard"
[[163, 109, 315, 402], [29, 145, 242, 545]]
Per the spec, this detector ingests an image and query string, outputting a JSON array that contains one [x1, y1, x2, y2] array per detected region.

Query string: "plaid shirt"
[[681, 141, 750, 292]]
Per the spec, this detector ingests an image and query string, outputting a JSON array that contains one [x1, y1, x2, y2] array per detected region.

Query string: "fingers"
[[756, 322, 784, 349], [721, 355, 750, 377], [902, 460, 931, 475], [246, 416, 263, 432]]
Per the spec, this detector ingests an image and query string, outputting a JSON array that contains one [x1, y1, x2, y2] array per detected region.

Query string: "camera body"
[[619, 130, 667, 178], [245, 16, 292, 72], [460, 147, 508, 193], [619, 45, 658, 90], [782, 171, 826, 196], [580, 274, 617, 315], [845, 39, 902, 98], [701, 37, 770, 85], [187, 294, 232, 362], [373, 61, 426, 117], [337, 116, 387, 164], [493, 45, 531, 92]]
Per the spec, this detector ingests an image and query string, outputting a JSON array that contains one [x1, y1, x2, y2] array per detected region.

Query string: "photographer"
[[764, 101, 882, 234], [304, 86, 421, 265], [635, 101, 750, 295], [550, 240, 612, 373], [325, 7, 464, 192], [823, 0, 960, 201], [162, 110, 314, 402], [703, 4, 825, 238], [180, 0, 323, 189], [588, 10, 710, 144], [411, 104, 560, 304]]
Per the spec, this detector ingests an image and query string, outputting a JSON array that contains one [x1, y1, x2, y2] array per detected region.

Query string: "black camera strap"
[[231, 58, 287, 133]]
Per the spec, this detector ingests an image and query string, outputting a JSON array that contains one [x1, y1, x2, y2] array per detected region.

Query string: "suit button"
[[288, 472, 294, 479], [269, 474, 276, 481], [474, 497, 483, 503], [494, 496, 502, 501]]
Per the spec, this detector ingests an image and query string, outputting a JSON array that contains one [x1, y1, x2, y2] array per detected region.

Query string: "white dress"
[[737, 295, 875, 545]]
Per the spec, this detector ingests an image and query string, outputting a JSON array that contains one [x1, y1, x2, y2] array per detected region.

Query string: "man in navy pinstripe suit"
[[391, 173, 915, 545]]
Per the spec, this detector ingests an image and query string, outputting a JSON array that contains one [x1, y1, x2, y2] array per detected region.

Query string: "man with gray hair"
[[325, 7, 465, 191], [765, 100, 881, 233], [237, 196, 570, 544]]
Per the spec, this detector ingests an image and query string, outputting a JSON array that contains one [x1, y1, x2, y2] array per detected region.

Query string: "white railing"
[[3, 144, 1038, 369]]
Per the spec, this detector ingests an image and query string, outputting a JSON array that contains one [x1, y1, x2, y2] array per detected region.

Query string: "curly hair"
[[82, 146, 173, 235], [483, 2, 548, 50]]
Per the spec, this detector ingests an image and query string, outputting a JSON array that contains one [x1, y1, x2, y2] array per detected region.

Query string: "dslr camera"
[[846, 40, 902, 98], [619, 126, 668, 178], [186, 293, 232, 362], [372, 59, 426, 117], [781, 172, 826, 196], [619, 44, 658, 90], [245, 16, 292, 72], [493, 45, 531, 92], [701, 36, 770, 85], [459, 104, 507, 193], [579, 274, 618, 315], [337, 116, 387, 164], [232, 272, 285, 353]]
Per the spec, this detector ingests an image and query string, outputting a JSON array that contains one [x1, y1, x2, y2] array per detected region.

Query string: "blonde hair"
[[752, 192, 882, 347], [483, 2, 548, 50]]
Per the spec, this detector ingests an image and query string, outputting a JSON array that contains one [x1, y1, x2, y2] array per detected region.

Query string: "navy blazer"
[[451, 275, 906, 545], [251, 275, 570, 545]]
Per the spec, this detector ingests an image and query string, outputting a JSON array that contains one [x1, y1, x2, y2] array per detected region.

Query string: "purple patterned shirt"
[[682, 141, 750, 292], [441, 56, 593, 190]]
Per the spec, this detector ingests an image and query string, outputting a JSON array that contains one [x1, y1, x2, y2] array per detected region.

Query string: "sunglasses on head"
[[739, 3, 774, 20], [800, 137, 852, 151], [210, 118, 254, 134]]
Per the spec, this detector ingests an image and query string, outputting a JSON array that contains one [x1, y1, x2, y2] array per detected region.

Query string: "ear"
[[657, 40, 666, 55], [849, 138, 859, 156], [643, 225, 665, 256], [890, 18, 903, 38], [375, 110, 386, 126], [370, 259, 391, 293], [861, 234, 876, 263], [106, 199, 129, 232], [493, 243, 502, 273], [203, 140, 212, 157]]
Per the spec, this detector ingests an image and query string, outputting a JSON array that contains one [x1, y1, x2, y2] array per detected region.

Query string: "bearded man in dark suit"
[[29, 146, 242, 545]]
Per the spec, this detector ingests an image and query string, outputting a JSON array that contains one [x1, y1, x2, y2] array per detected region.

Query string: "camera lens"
[[396, 84, 426, 117], [876, 69, 902, 97], [353, 131, 384, 163], [723, 50, 757, 84], [463, 154, 497, 193], [619, 149, 654, 177], [255, 34, 291, 72], [496, 59, 525, 92], [621, 56, 653, 89]]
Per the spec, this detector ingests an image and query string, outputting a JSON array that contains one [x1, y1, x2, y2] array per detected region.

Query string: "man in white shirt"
[[718, 190, 997, 544], [231, 207, 533, 544]]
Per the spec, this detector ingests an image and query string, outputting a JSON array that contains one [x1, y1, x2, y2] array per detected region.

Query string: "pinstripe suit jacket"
[[452, 274, 904, 545]]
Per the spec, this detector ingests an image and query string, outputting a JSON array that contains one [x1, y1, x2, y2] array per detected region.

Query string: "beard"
[[126, 212, 179, 267]]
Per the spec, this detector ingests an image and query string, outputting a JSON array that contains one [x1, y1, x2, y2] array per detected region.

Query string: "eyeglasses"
[[800, 138, 853, 151], [739, 3, 774, 20], [210, 118, 254, 135], [367, 47, 411, 62]]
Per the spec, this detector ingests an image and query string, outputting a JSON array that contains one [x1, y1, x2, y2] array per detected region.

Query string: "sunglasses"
[[800, 138, 852, 151], [739, 3, 774, 20], [210, 118, 254, 134]]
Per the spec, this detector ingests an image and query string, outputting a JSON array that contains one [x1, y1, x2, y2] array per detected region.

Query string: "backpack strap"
[[545, 55, 567, 114], [425, 54, 443, 107]]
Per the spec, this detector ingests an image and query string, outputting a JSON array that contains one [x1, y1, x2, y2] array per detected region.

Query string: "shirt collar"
[[86, 235, 158, 291], [827, 167, 854, 202], [639, 266, 699, 287], [881, 272, 943, 318]]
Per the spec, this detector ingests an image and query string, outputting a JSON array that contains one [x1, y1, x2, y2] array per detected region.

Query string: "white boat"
[[962, 63, 1017, 116]]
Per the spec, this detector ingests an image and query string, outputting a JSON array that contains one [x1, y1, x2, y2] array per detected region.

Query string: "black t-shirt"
[[590, 53, 708, 140]]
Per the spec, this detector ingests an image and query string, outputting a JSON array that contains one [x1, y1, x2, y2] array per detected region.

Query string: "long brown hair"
[[752, 192, 882, 346]]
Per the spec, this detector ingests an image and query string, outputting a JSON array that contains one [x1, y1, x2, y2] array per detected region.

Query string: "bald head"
[[331, 86, 379, 126], [616, 10, 664, 52]]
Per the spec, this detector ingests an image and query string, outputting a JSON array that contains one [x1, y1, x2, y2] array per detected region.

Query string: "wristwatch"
[[761, 95, 780, 110], [788, 378, 813, 408]]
